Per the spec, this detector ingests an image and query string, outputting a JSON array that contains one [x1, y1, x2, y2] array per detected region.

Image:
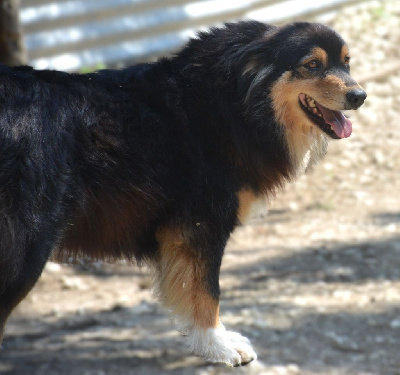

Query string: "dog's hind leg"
[[0, 237, 53, 343], [153, 226, 257, 366]]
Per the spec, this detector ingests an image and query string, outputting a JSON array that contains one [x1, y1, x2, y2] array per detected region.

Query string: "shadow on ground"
[[2, 232, 400, 375]]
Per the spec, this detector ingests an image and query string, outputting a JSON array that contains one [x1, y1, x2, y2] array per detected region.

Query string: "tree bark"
[[0, 0, 27, 66]]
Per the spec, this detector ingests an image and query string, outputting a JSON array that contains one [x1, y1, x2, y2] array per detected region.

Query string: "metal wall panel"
[[20, 0, 369, 71]]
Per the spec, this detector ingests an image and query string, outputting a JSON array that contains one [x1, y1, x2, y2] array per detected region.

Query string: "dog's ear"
[[237, 28, 281, 105], [239, 27, 281, 77]]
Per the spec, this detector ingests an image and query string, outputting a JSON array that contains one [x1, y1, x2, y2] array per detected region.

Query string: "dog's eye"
[[344, 55, 351, 65], [305, 60, 320, 70]]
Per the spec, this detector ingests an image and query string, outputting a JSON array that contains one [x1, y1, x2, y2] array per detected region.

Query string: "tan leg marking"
[[154, 227, 257, 366], [155, 227, 220, 329]]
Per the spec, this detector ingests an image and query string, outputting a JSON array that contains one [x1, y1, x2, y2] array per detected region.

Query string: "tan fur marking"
[[297, 48, 328, 78], [324, 74, 362, 91], [237, 189, 258, 224], [324, 74, 349, 91], [155, 227, 220, 329], [341, 45, 350, 63], [309, 47, 328, 66], [271, 71, 362, 123], [270, 72, 329, 169]]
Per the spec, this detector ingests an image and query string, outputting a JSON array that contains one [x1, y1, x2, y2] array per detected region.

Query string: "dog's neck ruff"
[[286, 121, 329, 176]]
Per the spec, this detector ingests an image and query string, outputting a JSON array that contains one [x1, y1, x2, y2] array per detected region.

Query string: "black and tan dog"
[[0, 21, 365, 366]]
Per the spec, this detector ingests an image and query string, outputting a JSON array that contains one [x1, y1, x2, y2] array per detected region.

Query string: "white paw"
[[187, 325, 257, 366]]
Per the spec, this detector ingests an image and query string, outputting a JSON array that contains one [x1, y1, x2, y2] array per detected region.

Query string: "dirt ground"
[[1, 1, 400, 374]]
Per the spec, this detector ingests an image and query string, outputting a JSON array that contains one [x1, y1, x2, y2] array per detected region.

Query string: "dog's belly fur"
[[57, 188, 162, 262]]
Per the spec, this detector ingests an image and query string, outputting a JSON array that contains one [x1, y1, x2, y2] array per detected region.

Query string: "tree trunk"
[[0, 0, 27, 66]]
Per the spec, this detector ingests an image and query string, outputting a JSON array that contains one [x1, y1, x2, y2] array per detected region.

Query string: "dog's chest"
[[237, 189, 267, 224]]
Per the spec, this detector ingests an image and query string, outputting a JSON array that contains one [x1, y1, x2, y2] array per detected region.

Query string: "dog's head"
[[244, 22, 366, 140]]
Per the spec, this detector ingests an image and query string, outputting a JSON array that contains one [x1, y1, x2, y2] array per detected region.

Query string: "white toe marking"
[[186, 324, 257, 366]]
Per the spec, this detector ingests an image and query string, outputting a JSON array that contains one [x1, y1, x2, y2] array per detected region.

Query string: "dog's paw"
[[187, 325, 257, 366], [224, 331, 257, 366]]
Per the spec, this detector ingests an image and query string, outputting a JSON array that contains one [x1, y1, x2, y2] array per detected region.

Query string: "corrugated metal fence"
[[21, 0, 370, 72]]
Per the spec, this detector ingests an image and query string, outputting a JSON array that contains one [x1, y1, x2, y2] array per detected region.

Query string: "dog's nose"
[[346, 89, 367, 109]]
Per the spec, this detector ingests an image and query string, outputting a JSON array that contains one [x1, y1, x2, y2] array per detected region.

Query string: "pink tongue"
[[315, 103, 352, 138]]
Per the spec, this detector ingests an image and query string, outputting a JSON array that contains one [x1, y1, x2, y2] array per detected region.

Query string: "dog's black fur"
[[0, 21, 365, 364]]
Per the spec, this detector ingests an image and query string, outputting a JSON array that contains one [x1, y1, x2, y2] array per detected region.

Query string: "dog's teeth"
[[309, 99, 316, 108]]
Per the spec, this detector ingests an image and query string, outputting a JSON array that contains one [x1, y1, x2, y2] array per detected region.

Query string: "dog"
[[0, 21, 366, 366]]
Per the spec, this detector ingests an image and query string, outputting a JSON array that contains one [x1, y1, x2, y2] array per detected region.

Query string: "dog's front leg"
[[153, 226, 257, 366]]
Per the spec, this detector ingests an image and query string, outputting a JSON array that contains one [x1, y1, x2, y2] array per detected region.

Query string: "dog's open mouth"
[[299, 93, 352, 139]]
